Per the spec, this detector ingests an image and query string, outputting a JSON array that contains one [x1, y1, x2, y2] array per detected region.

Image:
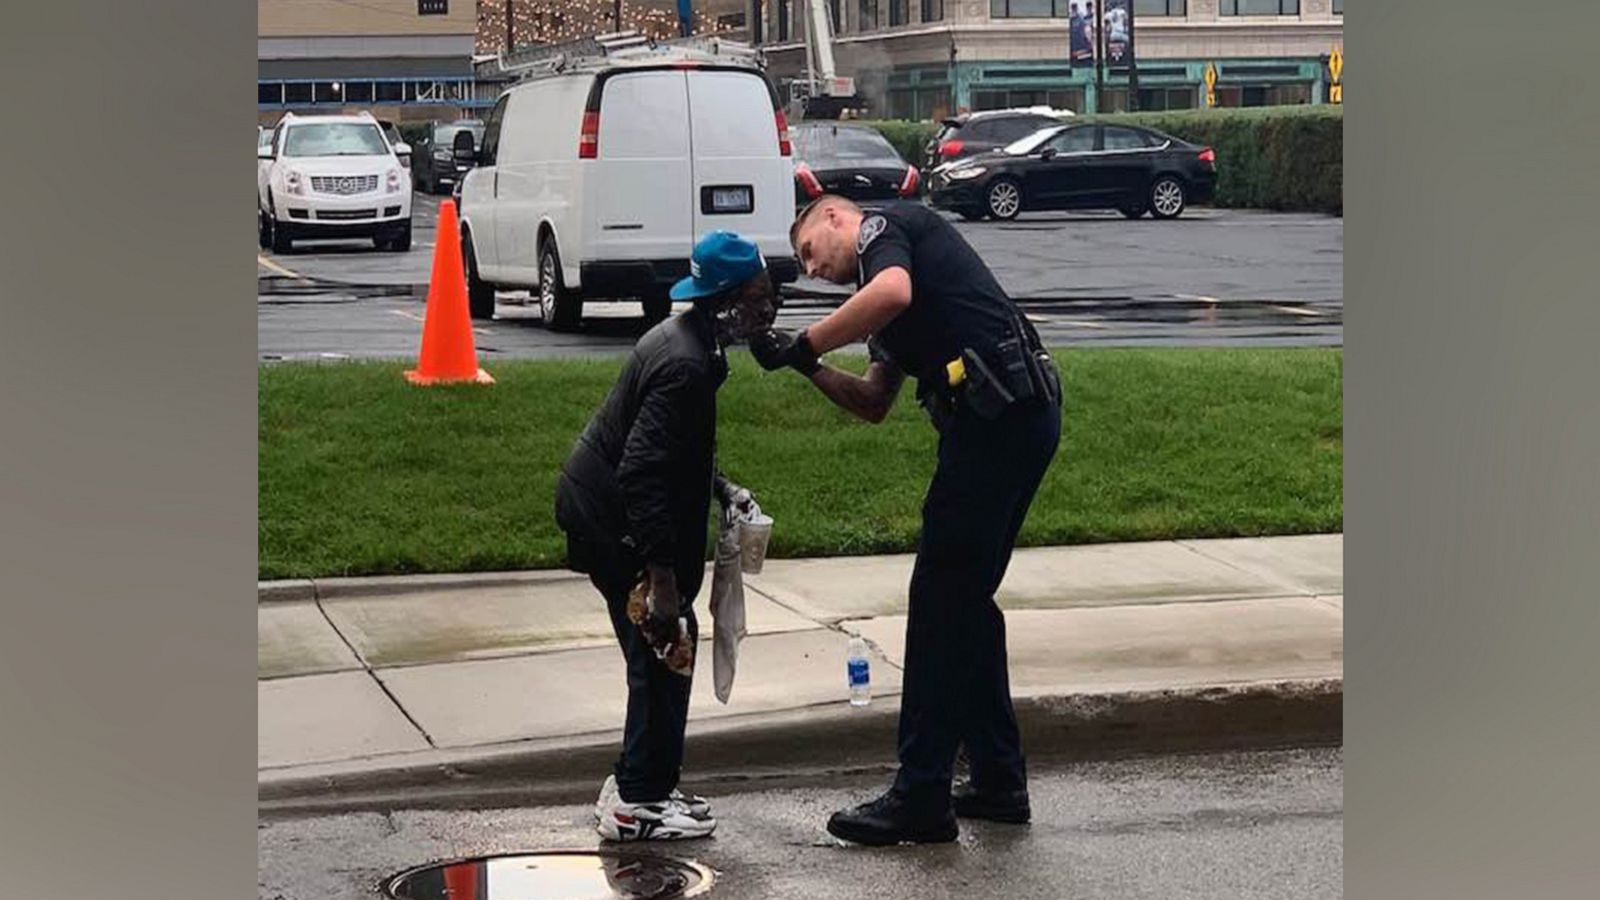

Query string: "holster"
[[953, 311, 1062, 419], [917, 380, 957, 432]]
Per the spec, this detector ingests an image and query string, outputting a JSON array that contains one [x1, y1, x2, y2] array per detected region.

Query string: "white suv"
[[257, 112, 413, 253]]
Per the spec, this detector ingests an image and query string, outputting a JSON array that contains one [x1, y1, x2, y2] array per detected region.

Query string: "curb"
[[258, 677, 1341, 817], [258, 569, 587, 604]]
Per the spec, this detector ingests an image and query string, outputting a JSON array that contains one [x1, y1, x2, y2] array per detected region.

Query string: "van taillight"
[[938, 139, 964, 158], [775, 108, 792, 157], [796, 163, 824, 199], [898, 165, 920, 197], [579, 111, 600, 159]]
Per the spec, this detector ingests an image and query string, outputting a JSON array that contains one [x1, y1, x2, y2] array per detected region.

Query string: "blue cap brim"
[[669, 276, 721, 301]]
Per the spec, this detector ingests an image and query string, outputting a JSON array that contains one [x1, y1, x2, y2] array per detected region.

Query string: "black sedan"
[[792, 123, 920, 208], [412, 120, 485, 195], [928, 123, 1217, 221]]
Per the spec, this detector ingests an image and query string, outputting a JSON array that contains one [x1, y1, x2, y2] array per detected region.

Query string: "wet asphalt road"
[[258, 194, 1342, 361], [258, 746, 1342, 900]]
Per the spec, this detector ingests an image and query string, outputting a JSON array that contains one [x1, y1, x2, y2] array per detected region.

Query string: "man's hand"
[[718, 481, 757, 527], [640, 564, 683, 654], [750, 328, 821, 376]]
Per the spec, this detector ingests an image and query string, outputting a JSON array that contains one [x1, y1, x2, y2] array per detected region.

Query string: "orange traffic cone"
[[406, 199, 493, 385]]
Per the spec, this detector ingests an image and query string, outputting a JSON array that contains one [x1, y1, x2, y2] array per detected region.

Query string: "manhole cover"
[[383, 851, 713, 900]]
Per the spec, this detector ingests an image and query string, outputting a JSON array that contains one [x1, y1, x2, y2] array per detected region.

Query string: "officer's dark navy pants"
[[591, 561, 700, 805], [891, 394, 1061, 809]]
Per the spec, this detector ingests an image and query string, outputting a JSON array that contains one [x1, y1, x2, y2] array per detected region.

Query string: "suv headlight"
[[433, 149, 452, 162], [946, 166, 986, 181], [283, 169, 305, 195], [387, 170, 402, 193]]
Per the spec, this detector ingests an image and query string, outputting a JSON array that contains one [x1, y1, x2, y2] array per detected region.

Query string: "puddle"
[[384, 851, 714, 900], [257, 274, 422, 301]]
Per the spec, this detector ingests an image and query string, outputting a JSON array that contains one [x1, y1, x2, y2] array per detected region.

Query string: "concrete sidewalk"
[[258, 534, 1342, 810]]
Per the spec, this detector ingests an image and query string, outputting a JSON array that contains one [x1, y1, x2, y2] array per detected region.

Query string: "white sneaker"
[[596, 796, 716, 842], [594, 774, 619, 823], [670, 787, 713, 821]]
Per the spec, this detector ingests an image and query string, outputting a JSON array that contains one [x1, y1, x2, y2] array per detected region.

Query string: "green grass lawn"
[[259, 348, 1342, 580]]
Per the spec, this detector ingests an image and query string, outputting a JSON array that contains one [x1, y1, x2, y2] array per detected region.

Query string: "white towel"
[[709, 508, 751, 704]]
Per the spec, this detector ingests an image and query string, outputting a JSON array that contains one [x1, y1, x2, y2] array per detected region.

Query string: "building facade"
[[258, 0, 485, 125], [747, 0, 1344, 119]]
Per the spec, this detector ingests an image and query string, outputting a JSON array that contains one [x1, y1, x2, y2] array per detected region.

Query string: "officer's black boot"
[[952, 781, 1031, 824], [826, 789, 959, 846]]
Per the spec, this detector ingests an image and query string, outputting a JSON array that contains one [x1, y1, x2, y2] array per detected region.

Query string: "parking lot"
[[258, 191, 1343, 361]]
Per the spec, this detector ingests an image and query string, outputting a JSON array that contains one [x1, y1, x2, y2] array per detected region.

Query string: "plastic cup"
[[738, 514, 773, 574]]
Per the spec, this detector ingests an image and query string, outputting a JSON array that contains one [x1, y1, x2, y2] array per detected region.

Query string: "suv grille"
[[317, 209, 377, 221], [311, 174, 379, 195]]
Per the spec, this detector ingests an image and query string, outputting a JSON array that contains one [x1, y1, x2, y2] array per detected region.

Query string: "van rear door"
[[685, 69, 791, 259], [589, 70, 693, 263]]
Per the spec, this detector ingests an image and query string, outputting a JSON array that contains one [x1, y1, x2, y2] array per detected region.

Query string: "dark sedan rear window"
[[794, 127, 904, 167]]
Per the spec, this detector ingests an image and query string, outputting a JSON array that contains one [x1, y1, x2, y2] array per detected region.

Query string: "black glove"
[[751, 328, 821, 376]]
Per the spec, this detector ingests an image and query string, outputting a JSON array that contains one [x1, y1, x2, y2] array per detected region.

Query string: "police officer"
[[752, 196, 1061, 845], [557, 231, 776, 843]]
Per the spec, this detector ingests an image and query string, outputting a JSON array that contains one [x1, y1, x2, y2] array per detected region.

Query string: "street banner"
[[1067, 1, 1096, 69], [1104, 0, 1134, 74]]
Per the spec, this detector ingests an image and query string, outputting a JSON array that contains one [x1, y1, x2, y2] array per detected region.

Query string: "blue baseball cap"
[[669, 231, 767, 302]]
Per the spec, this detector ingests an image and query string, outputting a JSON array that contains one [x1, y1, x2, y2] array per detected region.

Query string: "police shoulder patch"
[[857, 215, 888, 253]]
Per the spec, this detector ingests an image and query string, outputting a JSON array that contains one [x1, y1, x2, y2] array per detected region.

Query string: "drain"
[[383, 851, 713, 900]]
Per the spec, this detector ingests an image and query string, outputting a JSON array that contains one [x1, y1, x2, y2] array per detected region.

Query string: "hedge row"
[[853, 105, 1342, 215]]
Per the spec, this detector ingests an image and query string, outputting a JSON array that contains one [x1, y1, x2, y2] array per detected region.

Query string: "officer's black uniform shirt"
[[856, 201, 1020, 384]]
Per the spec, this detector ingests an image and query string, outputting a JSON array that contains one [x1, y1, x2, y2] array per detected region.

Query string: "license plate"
[[707, 186, 753, 214]]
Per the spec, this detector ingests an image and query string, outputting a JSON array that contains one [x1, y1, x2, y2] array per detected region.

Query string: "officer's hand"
[[751, 329, 821, 376]]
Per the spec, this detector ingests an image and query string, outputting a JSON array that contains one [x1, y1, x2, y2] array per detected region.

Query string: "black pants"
[[891, 394, 1061, 809], [590, 559, 700, 805]]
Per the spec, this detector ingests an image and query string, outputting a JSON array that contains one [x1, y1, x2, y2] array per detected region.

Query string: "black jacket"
[[555, 308, 731, 597]]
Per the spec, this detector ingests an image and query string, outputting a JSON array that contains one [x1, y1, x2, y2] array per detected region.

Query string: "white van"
[[456, 55, 801, 326]]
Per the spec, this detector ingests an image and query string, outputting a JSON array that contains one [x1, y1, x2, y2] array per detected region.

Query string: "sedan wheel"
[[1149, 177, 1187, 219], [985, 179, 1022, 221]]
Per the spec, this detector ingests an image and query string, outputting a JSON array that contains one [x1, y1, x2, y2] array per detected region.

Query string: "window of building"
[[859, 0, 879, 30], [1047, 88, 1085, 112], [312, 82, 344, 104], [1220, 0, 1298, 14], [889, 0, 907, 25], [1101, 87, 1194, 113], [1214, 82, 1312, 106], [343, 82, 375, 103], [1333, 0, 1342, 12], [991, 0, 1056, 17], [921, 0, 944, 21], [889, 90, 915, 119], [916, 88, 951, 120], [258, 83, 284, 105], [1133, 0, 1185, 14], [970, 88, 1083, 112], [778, 0, 790, 39], [283, 82, 313, 104], [830, 0, 843, 27], [375, 81, 405, 103]]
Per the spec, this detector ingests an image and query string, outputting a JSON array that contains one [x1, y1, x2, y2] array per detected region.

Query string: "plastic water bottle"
[[847, 635, 871, 707]]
